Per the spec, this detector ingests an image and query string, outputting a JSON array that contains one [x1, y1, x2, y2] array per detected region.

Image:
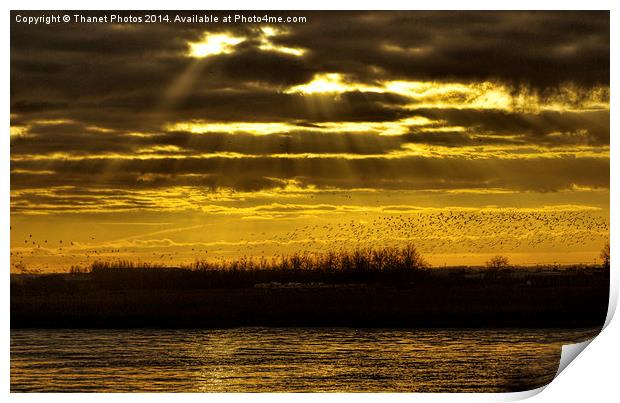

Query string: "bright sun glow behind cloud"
[[188, 32, 245, 57], [187, 28, 305, 58], [286, 73, 380, 94], [286, 73, 609, 112], [285, 73, 517, 110], [166, 116, 434, 136], [258, 26, 306, 56]]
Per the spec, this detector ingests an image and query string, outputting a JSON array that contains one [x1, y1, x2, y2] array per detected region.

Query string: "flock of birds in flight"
[[239, 210, 609, 254], [11, 210, 609, 272]]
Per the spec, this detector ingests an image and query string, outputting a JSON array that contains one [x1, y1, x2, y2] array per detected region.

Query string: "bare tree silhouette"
[[486, 255, 510, 270], [600, 241, 610, 269]]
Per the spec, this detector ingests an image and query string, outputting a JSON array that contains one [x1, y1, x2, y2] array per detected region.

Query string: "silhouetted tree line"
[[88, 244, 430, 290], [10, 244, 610, 296]]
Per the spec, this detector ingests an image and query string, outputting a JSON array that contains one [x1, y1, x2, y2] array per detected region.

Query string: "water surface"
[[11, 327, 599, 392]]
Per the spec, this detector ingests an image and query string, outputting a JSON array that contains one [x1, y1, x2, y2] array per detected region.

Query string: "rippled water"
[[11, 327, 599, 392]]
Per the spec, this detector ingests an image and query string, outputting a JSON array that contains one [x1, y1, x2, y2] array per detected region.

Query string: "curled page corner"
[[554, 274, 617, 380], [511, 342, 595, 403], [555, 338, 593, 378], [506, 339, 596, 402], [507, 384, 548, 400]]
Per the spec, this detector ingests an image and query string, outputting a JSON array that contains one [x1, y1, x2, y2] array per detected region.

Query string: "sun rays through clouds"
[[10, 11, 609, 271]]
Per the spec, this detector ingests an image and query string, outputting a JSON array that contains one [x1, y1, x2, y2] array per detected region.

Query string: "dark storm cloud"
[[411, 109, 610, 146], [11, 101, 609, 160], [11, 12, 305, 125], [283, 11, 609, 89], [162, 90, 409, 123], [11, 107, 607, 160], [11, 155, 609, 193], [10, 87, 409, 131], [401, 131, 498, 147], [11, 11, 609, 128], [10, 126, 408, 156], [206, 48, 315, 87]]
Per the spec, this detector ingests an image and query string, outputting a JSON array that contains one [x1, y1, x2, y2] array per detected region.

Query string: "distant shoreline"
[[11, 265, 609, 329]]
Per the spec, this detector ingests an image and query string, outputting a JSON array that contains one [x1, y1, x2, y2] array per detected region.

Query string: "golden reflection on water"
[[10, 327, 599, 392]]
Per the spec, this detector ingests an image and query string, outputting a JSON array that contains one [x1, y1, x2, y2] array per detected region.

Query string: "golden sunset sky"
[[10, 11, 609, 271]]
